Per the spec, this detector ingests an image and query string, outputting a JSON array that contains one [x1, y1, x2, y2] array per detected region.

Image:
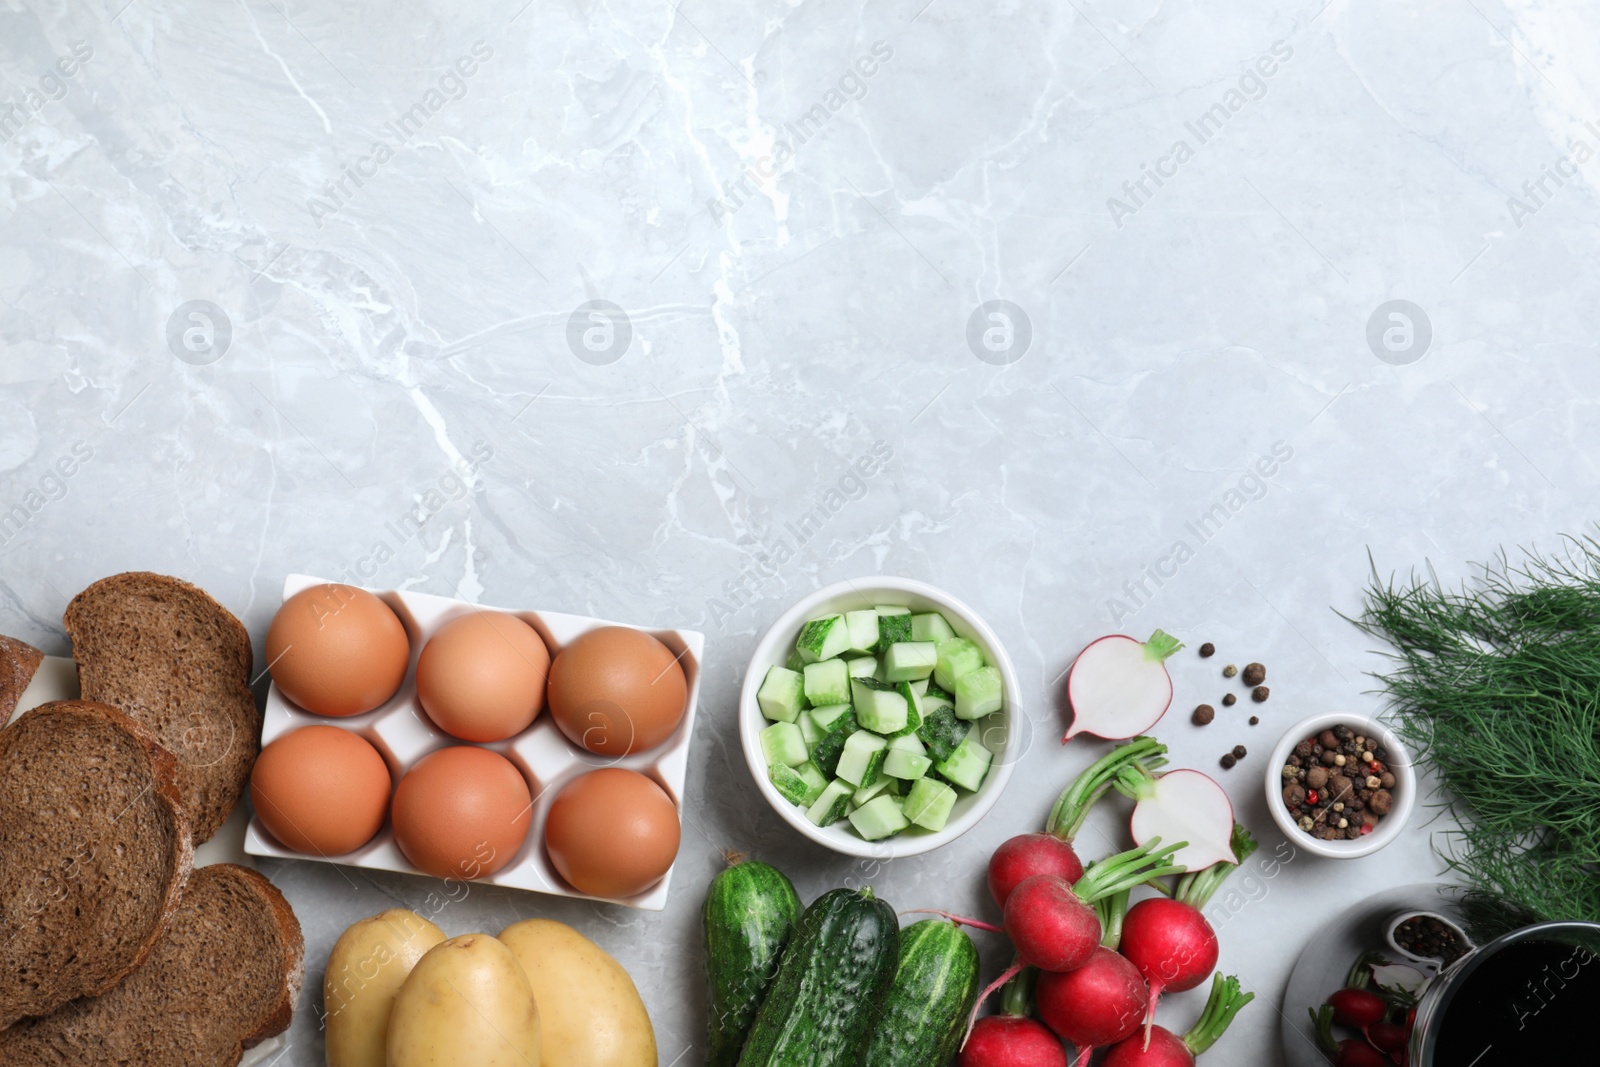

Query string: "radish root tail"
[[897, 908, 1004, 933], [960, 961, 1023, 1051]]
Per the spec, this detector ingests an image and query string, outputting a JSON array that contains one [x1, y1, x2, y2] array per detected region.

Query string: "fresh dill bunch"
[[1354, 535, 1600, 927]]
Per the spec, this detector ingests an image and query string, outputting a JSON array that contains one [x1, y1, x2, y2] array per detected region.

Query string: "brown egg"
[[547, 626, 687, 757], [416, 612, 550, 743], [250, 725, 391, 856], [266, 583, 411, 717], [391, 746, 531, 880], [544, 768, 680, 899]]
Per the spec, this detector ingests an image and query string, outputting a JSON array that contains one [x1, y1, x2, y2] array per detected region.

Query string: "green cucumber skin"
[[857, 920, 980, 1067], [704, 862, 804, 1067], [736, 888, 900, 1067]]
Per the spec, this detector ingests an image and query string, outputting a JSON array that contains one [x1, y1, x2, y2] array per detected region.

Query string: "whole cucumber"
[[737, 887, 899, 1067], [703, 860, 802, 1067], [857, 919, 980, 1067]]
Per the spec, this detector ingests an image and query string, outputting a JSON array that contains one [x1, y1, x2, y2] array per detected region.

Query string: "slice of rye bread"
[[0, 863, 304, 1065], [0, 634, 44, 722], [0, 701, 194, 1029], [65, 572, 261, 843]]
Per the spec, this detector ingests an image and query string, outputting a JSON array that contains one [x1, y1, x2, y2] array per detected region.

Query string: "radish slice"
[[1127, 769, 1237, 872], [1064, 631, 1182, 742]]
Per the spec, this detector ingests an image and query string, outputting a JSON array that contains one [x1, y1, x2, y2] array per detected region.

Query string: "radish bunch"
[[1309, 951, 1422, 1067], [929, 735, 1256, 1067]]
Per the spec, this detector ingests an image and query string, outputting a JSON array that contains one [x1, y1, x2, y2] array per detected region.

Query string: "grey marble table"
[[3, 1, 1597, 1064]]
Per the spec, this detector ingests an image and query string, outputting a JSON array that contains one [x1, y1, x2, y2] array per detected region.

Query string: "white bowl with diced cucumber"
[[739, 577, 1018, 858]]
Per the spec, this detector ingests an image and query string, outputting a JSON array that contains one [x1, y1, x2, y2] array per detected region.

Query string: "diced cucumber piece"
[[933, 638, 986, 692], [909, 678, 929, 698], [874, 604, 911, 616], [757, 665, 806, 723], [806, 779, 853, 826], [911, 612, 958, 645], [799, 711, 823, 748], [760, 721, 809, 767], [847, 656, 879, 679], [802, 658, 851, 707], [873, 611, 913, 654], [954, 665, 1004, 720], [935, 735, 994, 792], [852, 678, 909, 734], [808, 704, 851, 733], [835, 730, 888, 788], [884, 747, 932, 780], [796, 614, 852, 663], [903, 778, 958, 831], [851, 776, 894, 808], [848, 793, 910, 841], [811, 710, 859, 777], [925, 681, 954, 704], [889, 681, 924, 739], [785, 647, 806, 672], [769, 761, 826, 805], [793, 761, 828, 804], [916, 705, 971, 763], [883, 641, 938, 682], [888, 732, 926, 755], [845, 609, 880, 652]]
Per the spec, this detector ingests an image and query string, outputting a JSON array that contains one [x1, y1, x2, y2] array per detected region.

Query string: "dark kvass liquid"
[[1434, 939, 1600, 1065]]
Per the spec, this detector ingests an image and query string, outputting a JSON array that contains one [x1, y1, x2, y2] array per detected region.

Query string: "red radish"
[[1311, 1005, 1391, 1067], [1036, 947, 1150, 1067], [1327, 987, 1386, 1028], [1101, 973, 1256, 1066], [989, 834, 1084, 908], [1365, 1021, 1409, 1053], [1063, 630, 1183, 741], [1004, 840, 1185, 973], [1118, 825, 1256, 1043], [1122, 767, 1238, 873], [959, 968, 1068, 1067], [960, 1017, 1068, 1067], [991, 737, 1169, 908]]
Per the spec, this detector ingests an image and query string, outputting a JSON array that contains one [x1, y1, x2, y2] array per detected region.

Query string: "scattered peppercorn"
[[1251, 685, 1270, 702], [1249, 715, 1260, 726], [1199, 642, 1215, 657], [1241, 662, 1266, 687], [1222, 663, 1238, 678], [1221, 693, 1237, 706], [1220, 753, 1237, 769], [1192, 703, 1215, 726], [1232, 745, 1247, 759]]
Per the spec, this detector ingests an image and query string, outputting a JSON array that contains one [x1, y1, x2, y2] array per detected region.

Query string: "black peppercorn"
[[1251, 686, 1270, 703], [1242, 662, 1266, 687], [1220, 753, 1237, 769], [1249, 715, 1260, 726], [1221, 693, 1237, 707], [1199, 642, 1215, 657], [1232, 745, 1247, 759]]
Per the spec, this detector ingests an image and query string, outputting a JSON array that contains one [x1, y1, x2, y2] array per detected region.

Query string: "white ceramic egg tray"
[[243, 574, 704, 911]]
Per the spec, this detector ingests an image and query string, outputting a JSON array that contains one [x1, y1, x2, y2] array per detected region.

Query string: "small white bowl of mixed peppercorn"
[[1265, 711, 1415, 859]]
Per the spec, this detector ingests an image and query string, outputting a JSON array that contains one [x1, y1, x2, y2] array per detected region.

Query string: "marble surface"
[[3, 1, 1598, 1063]]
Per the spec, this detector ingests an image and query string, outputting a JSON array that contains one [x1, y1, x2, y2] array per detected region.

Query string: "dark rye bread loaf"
[[65, 572, 261, 843], [0, 863, 304, 1065], [0, 633, 44, 722], [0, 701, 194, 1029]]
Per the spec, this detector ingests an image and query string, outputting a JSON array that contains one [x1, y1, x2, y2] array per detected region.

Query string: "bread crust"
[[0, 700, 194, 1029], [226, 864, 306, 1050], [0, 633, 43, 722], [65, 571, 261, 842]]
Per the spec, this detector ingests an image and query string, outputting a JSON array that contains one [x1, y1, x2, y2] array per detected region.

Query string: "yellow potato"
[[497, 919, 656, 1067], [324, 909, 445, 1067], [388, 933, 541, 1067]]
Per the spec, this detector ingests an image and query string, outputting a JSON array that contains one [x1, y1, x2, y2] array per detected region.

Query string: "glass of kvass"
[[1413, 921, 1600, 1065]]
